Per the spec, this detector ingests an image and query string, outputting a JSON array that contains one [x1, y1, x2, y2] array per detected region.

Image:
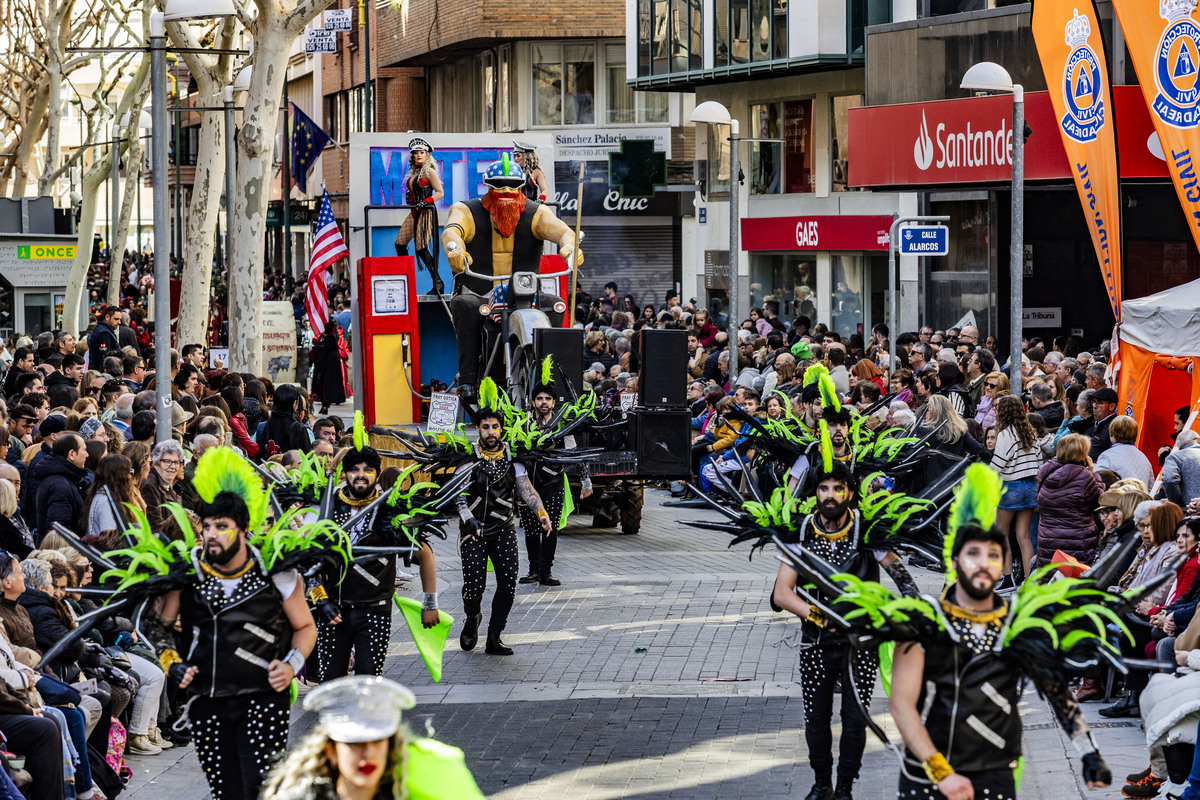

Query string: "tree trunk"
[[228, 25, 292, 374], [176, 105, 223, 348], [63, 165, 107, 334], [108, 130, 142, 309]]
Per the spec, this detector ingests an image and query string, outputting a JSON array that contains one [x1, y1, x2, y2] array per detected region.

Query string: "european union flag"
[[290, 103, 331, 195]]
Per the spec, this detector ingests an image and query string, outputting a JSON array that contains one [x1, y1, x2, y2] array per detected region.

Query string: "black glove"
[[314, 598, 341, 624], [1081, 752, 1111, 786], [168, 662, 194, 689]]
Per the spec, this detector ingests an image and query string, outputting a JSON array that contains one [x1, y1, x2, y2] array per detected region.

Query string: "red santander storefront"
[[847, 87, 1178, 341]]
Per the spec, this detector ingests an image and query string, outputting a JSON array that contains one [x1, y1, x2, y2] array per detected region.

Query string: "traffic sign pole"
[[888, 214, 949, 383]]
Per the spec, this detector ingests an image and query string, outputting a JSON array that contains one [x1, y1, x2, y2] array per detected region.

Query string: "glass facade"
[[749, 103, 782, 195], [783, 99, 813, 194], [749, 254, 816, 319], [830, 94, 861, 193], [926, 198, 993, 333]]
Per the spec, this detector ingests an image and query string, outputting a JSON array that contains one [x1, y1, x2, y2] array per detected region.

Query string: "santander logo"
[[914, 111, 934, 170]]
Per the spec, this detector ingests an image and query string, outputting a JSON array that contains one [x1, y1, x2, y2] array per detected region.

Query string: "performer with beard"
[[456, 379, 552, 655], [393, 138, 445, 295], [313, 421, 440, 680], [441, 155, 581, 397], [154, 450, 319, 800], [822, 465, 1123, 800], [771, 460, 918, 800], [517, 360, 592, 587]]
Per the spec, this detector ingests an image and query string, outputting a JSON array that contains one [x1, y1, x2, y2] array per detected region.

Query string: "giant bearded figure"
[[442, 156, 582, 398]]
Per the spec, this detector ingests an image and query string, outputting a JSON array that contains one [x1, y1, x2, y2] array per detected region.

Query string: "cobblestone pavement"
[[123, 488, 1147, 799]]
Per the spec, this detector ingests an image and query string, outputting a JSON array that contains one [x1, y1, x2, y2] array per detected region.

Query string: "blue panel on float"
[[369, 225, 453, 297]]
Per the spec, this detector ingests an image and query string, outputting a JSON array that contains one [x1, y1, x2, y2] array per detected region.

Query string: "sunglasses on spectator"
[[985, 382, 998, 389]]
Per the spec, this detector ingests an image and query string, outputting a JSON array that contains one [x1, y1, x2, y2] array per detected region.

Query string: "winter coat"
[[17, 589, 81, 681], [86, 322, 120, 366], [1143, 670, 1200, 749], [140, 469, 180, 534], [1032, 401, 1066, 432], [1035, 459, 1103, 565], [1095, 443, 1155, 489], [33, 453, 88, 539], [1162, 443, 1200, 506]]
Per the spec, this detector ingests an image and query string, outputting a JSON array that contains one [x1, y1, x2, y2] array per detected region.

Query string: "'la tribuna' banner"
[[1113, 0, 1200, 262], [1032, 1, 1122, 319]]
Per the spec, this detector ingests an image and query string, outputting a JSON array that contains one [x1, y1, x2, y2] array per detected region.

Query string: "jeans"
[[126, 653, 165, 735], [57, 705, 91, 795], [0, 713, 65, 800]]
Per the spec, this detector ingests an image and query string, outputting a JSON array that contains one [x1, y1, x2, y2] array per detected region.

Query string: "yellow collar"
[[939, 586, 1008, 624], [198, 557, 255, 580], [337, 487, 379, 507], [812, 511, 855, 541]]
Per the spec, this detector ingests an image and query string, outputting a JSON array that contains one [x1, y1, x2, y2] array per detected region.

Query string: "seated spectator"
[[1035, 433, 1104, 567], [83, 454, 144, 538], [140, 440, 183, 532], [1096, 415, 1155, 489], [33, 432, 88, 540]]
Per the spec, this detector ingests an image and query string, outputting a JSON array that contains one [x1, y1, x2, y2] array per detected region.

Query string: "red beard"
[[482, 190, 527, 239]]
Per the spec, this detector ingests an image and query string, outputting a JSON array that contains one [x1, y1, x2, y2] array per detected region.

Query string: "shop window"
[[772, 0, 787, 58], [480, 52, 495, 132], [498, 46, 512, 131], [707, 127, 730, 195], [926, 199, 992, 332], [639, 91, 669, 123], [606, 44, 636, 124], [783, 99, 813, 194], [639, 0, 652, 77], [534, 44, 595, 125], [831, 94, 862, 192], [749, 254, 815, 322], [715, 0, 729, 67], [749, 103, 782, 195], [831, 254, 866, 340]]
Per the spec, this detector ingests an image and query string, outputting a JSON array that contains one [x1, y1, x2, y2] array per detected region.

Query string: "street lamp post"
[[962, 62, 1023, 390], [150, 11, 173, 444], [691, 101, 740, 383]]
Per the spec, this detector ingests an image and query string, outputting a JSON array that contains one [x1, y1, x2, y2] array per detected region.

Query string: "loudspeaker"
[[637, 328, 688, 408], [631, 409, 691, 477], [534, 327, 584, 404]]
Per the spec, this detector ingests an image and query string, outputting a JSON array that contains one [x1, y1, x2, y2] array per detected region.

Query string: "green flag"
[[405, 738, 485, 799], [394, 594, 454, 683], [559, 472, 574, 528], [878, 642, 895, 697]]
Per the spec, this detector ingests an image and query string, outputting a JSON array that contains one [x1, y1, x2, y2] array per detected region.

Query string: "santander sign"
[[913, 109, 1014, 171]]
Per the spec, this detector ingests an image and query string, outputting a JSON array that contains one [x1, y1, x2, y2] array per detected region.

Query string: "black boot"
[[518, 572, 540, 584], [459, 613, 482, 651], [832, 777, 854, 800], [432, 277, 445, 296], [484, 630, 513, 656], [539, 574, 561, 586], [1099, 691, 1140, 718], [803, 782, 833, 800]]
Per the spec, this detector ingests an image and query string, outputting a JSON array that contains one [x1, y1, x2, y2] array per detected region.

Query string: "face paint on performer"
[[955, 540, 1004, 600], [478, 417, 503, 452], [345, 463, 379, 500], [814, 478, 852, 523], [201, 515, 244, 566], [533, 392, 555, 419]]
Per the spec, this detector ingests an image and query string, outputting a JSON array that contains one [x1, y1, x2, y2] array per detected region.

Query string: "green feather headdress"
[[478, 377, 500, 413], [352, 410, 368, 452], [191, 447, 270, 531], [942, 463, 1003, 581], [817, 372, 841, 414], [540, 355, 553, 388], [802, 363, 829, 388], [818, 418, 833, 473]]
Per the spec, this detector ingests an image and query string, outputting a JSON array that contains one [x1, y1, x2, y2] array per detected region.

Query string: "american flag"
[[307, 189, 347, 332]]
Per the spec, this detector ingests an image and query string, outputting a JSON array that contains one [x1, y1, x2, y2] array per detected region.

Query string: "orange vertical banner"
[[1113, 0, 1200, 260], [1033, 2, 1122, 319]]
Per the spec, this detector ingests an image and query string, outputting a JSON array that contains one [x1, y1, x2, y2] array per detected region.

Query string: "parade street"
[[121, 488, 1146, 800]]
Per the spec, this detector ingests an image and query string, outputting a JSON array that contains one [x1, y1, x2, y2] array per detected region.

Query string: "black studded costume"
[[457, 445, 523, 638], [181, 550, 299, 800], [783, 511, 900, 790], [313, 487, 416, 680]]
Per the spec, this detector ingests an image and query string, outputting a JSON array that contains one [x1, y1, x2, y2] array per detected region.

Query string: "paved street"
[[124, 487, 1148, 799]]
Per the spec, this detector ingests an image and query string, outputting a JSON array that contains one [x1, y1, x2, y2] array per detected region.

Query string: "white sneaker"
[[1158, 780, 1186, 798], [149, 727, 174, 749], [394, 568, 416, 584], [127, 734, 162, 755]]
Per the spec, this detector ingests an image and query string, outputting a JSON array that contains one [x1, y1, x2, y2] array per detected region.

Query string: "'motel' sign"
[[369, 148, 507, 208]]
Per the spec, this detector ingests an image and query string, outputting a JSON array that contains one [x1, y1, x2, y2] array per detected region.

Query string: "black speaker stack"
[[533, 327, 584, 405], [630, 329, 690, 477]]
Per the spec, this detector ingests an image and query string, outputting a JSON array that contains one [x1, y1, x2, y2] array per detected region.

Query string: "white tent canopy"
[[1120, 276, 1200, 357]]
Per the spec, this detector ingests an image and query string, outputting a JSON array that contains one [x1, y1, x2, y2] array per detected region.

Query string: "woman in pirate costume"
[[820, 465, 1156, 799], [393, 137, 445, 295], [261, 676, 483, 800], [512, 140, 547, 201], [65, 448, 354, 800]]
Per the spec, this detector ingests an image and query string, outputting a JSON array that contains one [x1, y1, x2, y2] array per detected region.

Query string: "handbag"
[[35, 674, 81, 707]]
